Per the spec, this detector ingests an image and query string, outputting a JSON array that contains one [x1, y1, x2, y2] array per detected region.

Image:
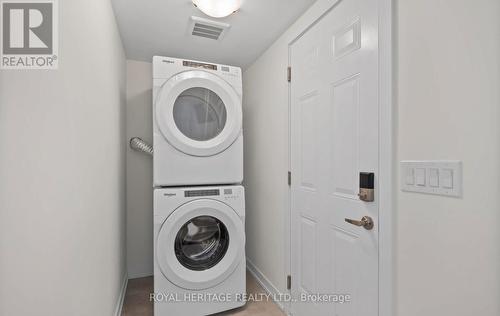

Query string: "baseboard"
[[246, 259, 289, 315], [114, 273, 128, 316], [128, 270, 153, 279]]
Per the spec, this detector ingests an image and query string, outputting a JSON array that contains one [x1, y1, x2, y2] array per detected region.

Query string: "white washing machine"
[[154, 185, 246, 316], [153, 56, 243, 187]]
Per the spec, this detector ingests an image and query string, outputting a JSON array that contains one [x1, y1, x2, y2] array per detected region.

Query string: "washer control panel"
[[173, 186, 243, 201], [184, 189, 220, 197], [223, 188, 240, 201]]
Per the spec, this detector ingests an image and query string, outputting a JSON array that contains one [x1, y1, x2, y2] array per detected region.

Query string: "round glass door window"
[[174, 216, 230, 271], [173, 87, 227, 141]]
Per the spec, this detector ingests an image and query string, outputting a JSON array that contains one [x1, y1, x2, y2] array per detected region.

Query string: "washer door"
[[155, 70, 242, 157], [156, 199, 245, 290]]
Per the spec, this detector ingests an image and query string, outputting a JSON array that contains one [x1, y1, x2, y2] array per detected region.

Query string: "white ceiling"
[[111, 0, 316, 68]]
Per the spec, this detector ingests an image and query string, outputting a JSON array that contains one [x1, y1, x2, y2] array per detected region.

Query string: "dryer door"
[[156, 199, 245, 290], [155, 70, 242, 157]]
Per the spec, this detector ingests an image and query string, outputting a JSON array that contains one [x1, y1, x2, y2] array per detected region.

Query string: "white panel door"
[[290, 0, 379, 315]]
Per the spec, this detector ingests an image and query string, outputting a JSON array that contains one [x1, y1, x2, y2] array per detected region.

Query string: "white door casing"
[[290, 0, 379, 315], [155, 70, 243, 157]]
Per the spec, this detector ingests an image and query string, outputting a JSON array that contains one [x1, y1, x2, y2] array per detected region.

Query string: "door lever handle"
[[345, 216, 374, 230]]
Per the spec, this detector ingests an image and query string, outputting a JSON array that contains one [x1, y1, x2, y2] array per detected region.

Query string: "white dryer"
[[153, 56, 243, 187], [154, 185, 246, 316]]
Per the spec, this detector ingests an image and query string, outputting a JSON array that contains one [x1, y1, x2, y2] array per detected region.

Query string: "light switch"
[[405, 168, 415, 185], [400, 160, 462, 197], [416, 168, 426, 186], [441, 169, 454, 189], [429, 168, 439, 187]]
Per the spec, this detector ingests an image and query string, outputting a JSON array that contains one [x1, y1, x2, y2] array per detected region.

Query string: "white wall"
[[244, 0, 500, 314], [242, 44, 289, 293], [396, 1, 500, 315], [0, 0, 127, 315], [125, 60, 154, 278]]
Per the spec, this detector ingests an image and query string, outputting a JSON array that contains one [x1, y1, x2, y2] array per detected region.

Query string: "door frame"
[[285, 0, 394, 315]]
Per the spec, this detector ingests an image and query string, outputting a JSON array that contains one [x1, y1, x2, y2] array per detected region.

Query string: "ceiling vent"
[[189, 16, 230, 40]]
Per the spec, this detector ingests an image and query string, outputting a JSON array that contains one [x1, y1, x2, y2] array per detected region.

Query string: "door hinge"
[[288, 171, 291, 186], [287, 275, 291, 290], [287, 66, 291, 82]]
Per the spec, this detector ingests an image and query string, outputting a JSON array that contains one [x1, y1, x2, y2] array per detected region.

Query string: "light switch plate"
[[400, 160, 462, 197]]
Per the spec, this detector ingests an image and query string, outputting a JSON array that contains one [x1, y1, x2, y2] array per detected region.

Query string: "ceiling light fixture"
[[192, 0, 241, 18]]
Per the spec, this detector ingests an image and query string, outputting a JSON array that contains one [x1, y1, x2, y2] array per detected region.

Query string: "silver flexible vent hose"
[[130, 137, 153, 157]]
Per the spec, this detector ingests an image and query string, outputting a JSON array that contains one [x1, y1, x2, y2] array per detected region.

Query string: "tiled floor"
[[121, 272, 285, 316]]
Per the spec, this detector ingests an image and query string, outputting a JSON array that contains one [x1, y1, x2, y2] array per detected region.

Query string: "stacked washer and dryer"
[[152, 56, 246, 316]]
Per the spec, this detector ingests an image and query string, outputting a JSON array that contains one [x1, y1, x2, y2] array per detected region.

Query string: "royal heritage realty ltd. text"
[[150, 292, 352, 304]]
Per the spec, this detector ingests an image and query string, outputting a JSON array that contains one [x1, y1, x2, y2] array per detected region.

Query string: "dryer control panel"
[[153, 55, 241, 82], [182, 60, 218, 70]]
